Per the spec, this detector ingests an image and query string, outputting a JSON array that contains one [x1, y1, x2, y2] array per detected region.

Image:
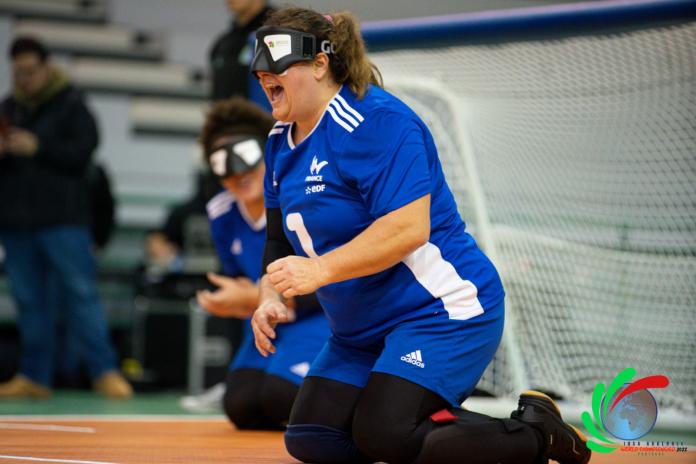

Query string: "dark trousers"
[[0, 225, 117, 386]]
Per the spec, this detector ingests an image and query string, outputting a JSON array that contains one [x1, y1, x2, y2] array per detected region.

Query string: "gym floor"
[[0, 392, 693, 463]]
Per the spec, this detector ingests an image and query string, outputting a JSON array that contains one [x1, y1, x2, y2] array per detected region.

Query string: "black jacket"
[[209, 6, 274, 100], [0, 85, 99, 229]]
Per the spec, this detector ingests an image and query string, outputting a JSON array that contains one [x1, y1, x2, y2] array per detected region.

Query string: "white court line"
[[0, 423, 95, 433], [0, 456, 117, 464], [0, 415, 224, 422]]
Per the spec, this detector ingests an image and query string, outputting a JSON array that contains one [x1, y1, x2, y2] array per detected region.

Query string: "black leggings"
[[289, 373, 541, 464], [223, 369, 299, 430], [289, 373, 446, 463]]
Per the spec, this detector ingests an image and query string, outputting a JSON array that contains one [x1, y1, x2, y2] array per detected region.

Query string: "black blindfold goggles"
[[250, 26, 334, 76], [208, 135, 265, 179]]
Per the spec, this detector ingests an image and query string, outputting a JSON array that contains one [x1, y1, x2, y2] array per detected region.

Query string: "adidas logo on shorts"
[[400, 350, 425, 368]]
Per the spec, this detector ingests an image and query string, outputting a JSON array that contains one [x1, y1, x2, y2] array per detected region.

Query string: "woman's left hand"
[[251, 298, 296, 357], [266, 256, 328, 298]]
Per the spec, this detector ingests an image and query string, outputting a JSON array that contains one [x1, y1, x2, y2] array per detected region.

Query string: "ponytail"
[[329, 11, 382, 98]]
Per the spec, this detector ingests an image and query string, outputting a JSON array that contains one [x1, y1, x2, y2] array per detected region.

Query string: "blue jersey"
[[264, 85, 505, 345], [207, 190, 266, 280]]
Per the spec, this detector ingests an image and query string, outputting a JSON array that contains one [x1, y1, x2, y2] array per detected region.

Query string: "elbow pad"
[[262, 238, 295, 271], [293, 293, 324, 319], [262, 207, 295, 270]]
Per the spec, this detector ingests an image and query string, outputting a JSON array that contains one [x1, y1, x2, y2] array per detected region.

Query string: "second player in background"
[[194, 97, 330, 428]]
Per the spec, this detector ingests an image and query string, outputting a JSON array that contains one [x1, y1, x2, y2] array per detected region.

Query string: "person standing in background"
[[0, 37, 132, 400], [209, 0, 275, 101]]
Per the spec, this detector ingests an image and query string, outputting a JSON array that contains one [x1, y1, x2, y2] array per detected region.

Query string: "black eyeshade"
[[302, 36, 314, 58]]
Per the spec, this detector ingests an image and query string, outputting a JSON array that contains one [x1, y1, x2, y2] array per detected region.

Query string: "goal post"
[[362, 0, 696, 420]]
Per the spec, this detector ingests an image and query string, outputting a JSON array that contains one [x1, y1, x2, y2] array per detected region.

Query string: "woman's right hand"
[[251, 298, 296, 357]]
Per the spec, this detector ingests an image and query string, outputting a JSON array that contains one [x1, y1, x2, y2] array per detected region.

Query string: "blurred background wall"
[[0, 0, 588, 231]]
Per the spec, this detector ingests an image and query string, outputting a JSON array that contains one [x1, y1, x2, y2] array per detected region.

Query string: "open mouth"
[[266, 83, 284, 104]]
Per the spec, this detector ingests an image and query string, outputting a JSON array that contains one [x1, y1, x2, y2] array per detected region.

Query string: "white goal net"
[[371, 21, 696, 415]]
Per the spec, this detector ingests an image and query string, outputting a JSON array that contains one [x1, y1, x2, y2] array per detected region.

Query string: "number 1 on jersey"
[[286, 212, 318, 258]]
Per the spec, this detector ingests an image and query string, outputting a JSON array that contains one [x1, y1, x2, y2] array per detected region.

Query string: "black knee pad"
[[224, 369, 281, 430], [285, 424, 371, 464], [414, 413, 542, 464], [258, 374, 299, 426]]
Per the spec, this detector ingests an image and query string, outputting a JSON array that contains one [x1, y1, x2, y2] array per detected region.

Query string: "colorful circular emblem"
[[581, 368, 669, 453], [601, 384, 658, 440]]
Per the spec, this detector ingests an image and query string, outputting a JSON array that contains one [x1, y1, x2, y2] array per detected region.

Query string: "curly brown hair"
[[199, 97, 275, 158]]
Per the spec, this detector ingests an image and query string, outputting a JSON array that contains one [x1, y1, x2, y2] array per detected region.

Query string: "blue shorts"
[[307, 301, 504, 406], [230, 311, 330, 385]]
